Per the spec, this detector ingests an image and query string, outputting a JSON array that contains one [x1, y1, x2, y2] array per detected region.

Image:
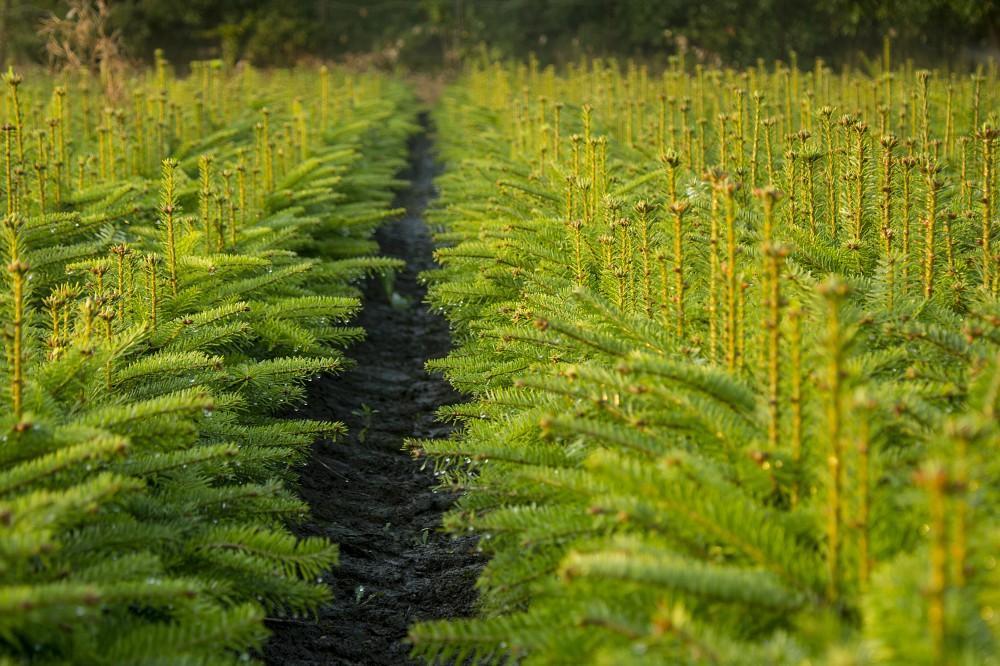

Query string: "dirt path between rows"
[[264, 114, 482, 665]]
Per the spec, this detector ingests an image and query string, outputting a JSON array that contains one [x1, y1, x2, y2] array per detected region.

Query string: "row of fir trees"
[[408, 55, 999, 664], [0, 58, 416, 662]]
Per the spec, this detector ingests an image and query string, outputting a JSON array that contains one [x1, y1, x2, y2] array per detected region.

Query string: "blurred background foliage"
[[1, 0, 998, 70]]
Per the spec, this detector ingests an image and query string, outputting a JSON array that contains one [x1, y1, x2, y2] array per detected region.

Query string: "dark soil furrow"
[[264, 115, 481, 666]]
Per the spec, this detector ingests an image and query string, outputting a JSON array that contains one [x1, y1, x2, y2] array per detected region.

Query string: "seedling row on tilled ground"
[[0, 61, 416, 662], [408, 57, 999, 664], [1, 49, 998, 665]]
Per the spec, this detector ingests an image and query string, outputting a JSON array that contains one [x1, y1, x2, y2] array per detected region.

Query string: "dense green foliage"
[[408, 57, 999, 663], [0, 62, 413, 662], [2, 0, 998, 68]]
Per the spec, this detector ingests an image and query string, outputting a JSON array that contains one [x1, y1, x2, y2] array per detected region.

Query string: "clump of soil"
[[264, 116, 482, 666]]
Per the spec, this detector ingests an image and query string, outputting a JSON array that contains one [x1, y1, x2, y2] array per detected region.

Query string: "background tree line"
[[1, 0, 998, 70]]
